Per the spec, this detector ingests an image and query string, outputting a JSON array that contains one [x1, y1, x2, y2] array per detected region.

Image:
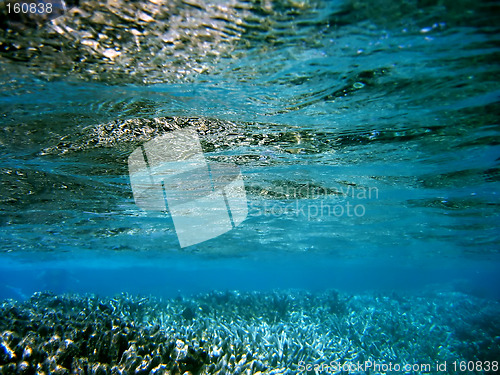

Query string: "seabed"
[[0, 290, 498, 374]]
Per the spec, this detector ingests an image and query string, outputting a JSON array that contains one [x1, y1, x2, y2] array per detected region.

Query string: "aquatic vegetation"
[[0, 290, 498, 374]]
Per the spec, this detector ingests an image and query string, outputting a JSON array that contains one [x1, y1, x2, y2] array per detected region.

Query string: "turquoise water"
[[0, 0, 499, 373]]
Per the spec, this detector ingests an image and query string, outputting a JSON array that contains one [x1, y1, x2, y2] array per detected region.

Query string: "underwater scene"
[[0, 0, 499, 374]]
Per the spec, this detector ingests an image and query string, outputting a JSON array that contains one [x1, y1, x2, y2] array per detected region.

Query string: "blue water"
[[0, 0, 499, 373], [1, 0, 498, 298]]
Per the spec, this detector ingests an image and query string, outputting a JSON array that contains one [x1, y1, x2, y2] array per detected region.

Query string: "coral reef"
[[0, 290, 499, 374]]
